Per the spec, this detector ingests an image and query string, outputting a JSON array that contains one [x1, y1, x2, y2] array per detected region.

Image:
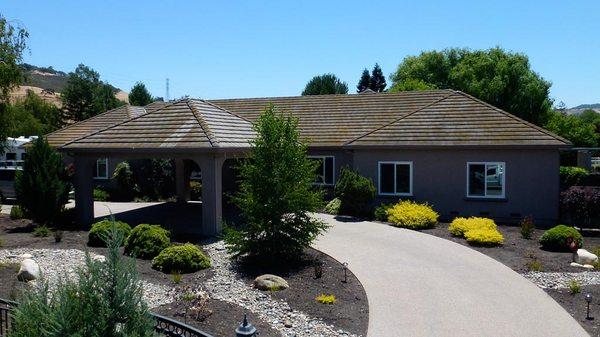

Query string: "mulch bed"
[[421, 223, 600, 273], [546, 285, 600, 337], [0, 214, 369, 336], [234, 248, 369, 337]]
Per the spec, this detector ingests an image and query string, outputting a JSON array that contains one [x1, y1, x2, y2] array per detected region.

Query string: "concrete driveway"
[[312, 213, 589, 337]]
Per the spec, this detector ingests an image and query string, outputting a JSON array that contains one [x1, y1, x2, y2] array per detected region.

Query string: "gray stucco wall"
[[351, 148, 560, 226]]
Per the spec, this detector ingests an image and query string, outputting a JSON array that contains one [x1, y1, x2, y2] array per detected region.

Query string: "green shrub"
[[15, 137, 71, 226], [560, 166, 589, 186], [374, 202, 393, 222], [125, 224, 170, 259], [88, 219, 132, 247], [520, 215, 535, 239], [190, 181, 202, 201], [92, 188, 109, 201], [525, 259, 543, 271], [152, 243, 211, 273], [9, 223, 155, 337], [334, 167, 375, 217], [32, 225, 51, 237], [315, 293, 336, 304], [386, 200, 438, 229], [569, 279, 581, 294], [112, 161, 138, 200], [10, 205, 25, 219], [539, 225, 583, 252], [324, 198, 341, 215]]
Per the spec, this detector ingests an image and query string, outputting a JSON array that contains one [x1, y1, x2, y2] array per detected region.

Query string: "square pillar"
[[74, 156, 95, 226], [577, 150, 592, 171], [196, 154, 225, 236], [175, 159, 191, 203]]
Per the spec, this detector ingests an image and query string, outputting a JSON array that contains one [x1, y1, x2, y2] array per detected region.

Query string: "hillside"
[[11, 63, 129, 106]]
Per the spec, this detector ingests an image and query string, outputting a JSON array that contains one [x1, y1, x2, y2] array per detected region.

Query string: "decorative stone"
[[17, 258, 41, 281], [574, 249, 598, 265], [92, 255, 106, 263], [583, 264, 595, 270], [20, 253, 33, 259], [253, 274, 289, 291], [284, 319, 293, 328], [570, 262, 584, 268]]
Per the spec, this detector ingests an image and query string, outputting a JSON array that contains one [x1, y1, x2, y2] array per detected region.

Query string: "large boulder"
[[17, 258, 41, 282], [253, 274, 289, 291], [574, 249, 598, 265]]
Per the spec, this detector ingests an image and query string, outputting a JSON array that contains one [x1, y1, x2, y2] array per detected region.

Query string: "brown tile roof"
[[209, 90, 569, 148], [60, 99, 254, 150], [346, 91, 570, 147]]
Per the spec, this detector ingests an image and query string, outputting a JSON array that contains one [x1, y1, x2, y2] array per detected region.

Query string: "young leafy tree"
[[225, 104, 327, 260], [544, 110, 598, 147], [357, 69, 371, 93], [302, 74, 348, 95], [129, 82, 153, 106], [369, 63, 387, 92], [15, 137, 71, 225], [390, 47, 553, 125], [6, 90, 64, 136], [0, 15, 28, 154], [9, 223, 155, 337]]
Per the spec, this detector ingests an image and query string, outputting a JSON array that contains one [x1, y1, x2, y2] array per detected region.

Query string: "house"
[[0, 136, 38, 198], [47, 90, 570, 234]]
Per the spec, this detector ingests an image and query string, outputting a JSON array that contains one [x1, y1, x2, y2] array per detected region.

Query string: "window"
[[467, 162, 505, 198], [378, 161, 412, 196], [93, 158, 109, 179], [309, 156, 335, 185], [5, 153, 16, 160]]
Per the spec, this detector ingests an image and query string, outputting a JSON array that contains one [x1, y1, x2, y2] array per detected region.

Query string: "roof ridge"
[[186, 100, 218, 147], [208, 89, 454, 102], [344, 91, 456, 145], [453, 91, 571, 145], [200, 99, 254, 124], [58, 99, 185, 149]]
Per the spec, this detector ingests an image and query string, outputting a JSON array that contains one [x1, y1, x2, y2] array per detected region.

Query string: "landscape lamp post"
[[586, 293, 593, 320], [342, 262, 348, 283], [236, 314, 257, 337]]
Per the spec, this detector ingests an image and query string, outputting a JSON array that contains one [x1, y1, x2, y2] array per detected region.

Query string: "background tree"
[[390, 47, 553, 125], [6, 89, 64, 136], [579, 109, 600, 133], [129, 81, 153, 106], [224, 104, 327, 260], [302, 74, 348, 95], [62, 64, 122, 121], [369, 63, 386, 92], [544, 110, 598, 147], [357, 69, 371, 93], [0, 15, 28, 153], [15, 137, 71, 226]]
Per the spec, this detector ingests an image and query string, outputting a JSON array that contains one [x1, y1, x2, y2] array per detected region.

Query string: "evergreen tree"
[[129, 82, 153, 106], [357, 69, 371, 93], [224, 104, 327, 260], [9, 224, 155, 337], [369, 63, 387, 92], [15, 137, 70, 225], [301, 74, 348, 95]]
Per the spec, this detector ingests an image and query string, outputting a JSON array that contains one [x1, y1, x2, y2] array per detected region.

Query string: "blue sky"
[[3, 1, 599, 107]]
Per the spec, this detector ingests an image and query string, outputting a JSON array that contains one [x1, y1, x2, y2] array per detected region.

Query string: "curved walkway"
[[312, 213, 589, 337]]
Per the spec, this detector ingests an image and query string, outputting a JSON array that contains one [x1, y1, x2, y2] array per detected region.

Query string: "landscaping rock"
[[92, 255, 106, 263], [253, 274, 289, 291], [583, 264, 595, 270], [574, 249, 598, 265], [570, 262, 584, 268], [17, 258, 41, 281]]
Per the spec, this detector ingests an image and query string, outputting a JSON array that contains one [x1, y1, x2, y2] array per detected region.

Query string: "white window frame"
[[466, 162, 506, 199], [308, 155, 335, 186], [378, 161, 413, 196], [94, 158, 109, 180]]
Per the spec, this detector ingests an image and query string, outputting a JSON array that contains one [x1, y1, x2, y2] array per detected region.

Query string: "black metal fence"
[[0, 298, 214, 337]]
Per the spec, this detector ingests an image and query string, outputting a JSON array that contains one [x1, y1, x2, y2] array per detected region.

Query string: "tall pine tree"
[[357, 69, 371, 93], [369, 63, 387, 92], [129, 82, 153, 106]]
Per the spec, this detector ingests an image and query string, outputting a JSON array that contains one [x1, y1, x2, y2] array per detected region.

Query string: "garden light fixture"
[[236, 314, 257, 336], [342, 262, 348, 283], [586, 293, 593, 320]]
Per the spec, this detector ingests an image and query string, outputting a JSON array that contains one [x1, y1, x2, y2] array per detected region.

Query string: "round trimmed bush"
[[152, 243, 211, 273], [539, 225, 583, 252], [449, 217, 497, 237], [88, 219, 132, 247], [124, 224, 170, 259], [386, 200, 438, 229]]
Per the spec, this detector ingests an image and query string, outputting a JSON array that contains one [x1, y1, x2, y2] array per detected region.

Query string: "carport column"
[[175, 159, 190, 203], [73, 156, 95, 226], [197, 154, 225, 236]]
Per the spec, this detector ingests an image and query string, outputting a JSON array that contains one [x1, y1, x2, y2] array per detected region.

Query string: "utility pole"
[[166, 78, 170, 102]]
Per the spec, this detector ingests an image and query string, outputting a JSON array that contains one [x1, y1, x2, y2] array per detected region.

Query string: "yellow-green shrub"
[[315, 293, 336, 304], [448, 217, 496, 237], [386, 200, 438, 229], [464, 228, 504, 246]]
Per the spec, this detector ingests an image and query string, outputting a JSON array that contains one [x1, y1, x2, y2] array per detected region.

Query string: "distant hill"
[[572, 103, 600, 110], [11, 63, 129, 106]]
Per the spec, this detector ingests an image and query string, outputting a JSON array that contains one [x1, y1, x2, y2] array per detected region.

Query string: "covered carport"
[[57, 99, 255, 236]]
